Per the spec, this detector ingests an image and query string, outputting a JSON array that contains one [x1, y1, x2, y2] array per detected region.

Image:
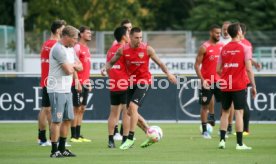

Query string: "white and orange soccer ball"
[[146, 126, 163, 142]]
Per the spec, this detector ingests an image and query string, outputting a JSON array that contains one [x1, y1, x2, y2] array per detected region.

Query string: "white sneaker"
[[113, 133, 123, 141], [202, 132, 212, 139], [218, 140, 226, 149], [39, 140, 51, 146], [236, 144, 252, 150]]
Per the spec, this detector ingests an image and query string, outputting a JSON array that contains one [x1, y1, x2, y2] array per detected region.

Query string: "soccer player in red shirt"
[[106, 26, 130, 148], [194, 24, 224, 139], [38, 20, 66, 146], [104, 27, 177, 150], [217, 23, 257, 150], [104, 26, 152, 148], [239, 23, 261, 136], [240, 23, 262, 72], [70, 26, 92, 143], [220, 21, 235, 135], [112, 19, 133, 141]]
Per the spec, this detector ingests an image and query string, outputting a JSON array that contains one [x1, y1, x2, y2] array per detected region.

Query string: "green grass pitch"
[[0, 123, 275, 164]]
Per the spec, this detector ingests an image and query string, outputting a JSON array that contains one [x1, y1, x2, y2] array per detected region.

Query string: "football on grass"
[[146, 126, 163, 142]]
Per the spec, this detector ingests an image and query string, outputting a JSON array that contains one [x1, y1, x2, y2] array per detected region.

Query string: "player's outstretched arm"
[[147, 46, 177, 84]]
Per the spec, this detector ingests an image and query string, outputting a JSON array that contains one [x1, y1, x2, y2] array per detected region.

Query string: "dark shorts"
[[42, 87, 50, 107], [127, 84, 149, 107], [110, 90, 127, 105], [221, 90, 246, 110], [71, 85, 89, 107], [199, 84, 221, 105]]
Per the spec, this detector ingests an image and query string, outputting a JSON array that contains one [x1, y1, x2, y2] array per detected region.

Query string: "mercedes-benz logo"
[[178, 79, 201, 118]]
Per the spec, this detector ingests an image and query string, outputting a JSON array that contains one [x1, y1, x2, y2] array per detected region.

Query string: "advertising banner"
[[0, 57, 274, 74], [0, 76, 275, 121]]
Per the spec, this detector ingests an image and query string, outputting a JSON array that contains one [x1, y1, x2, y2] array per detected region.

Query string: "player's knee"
[[126, 110, 131, 116], [129, 102, 138, 110], [44, 107, 51, 114], [73, 106, 81, 113], [235, 110, 243, 116], [80, 106, 86, 113], [122, 108, 129, 115]]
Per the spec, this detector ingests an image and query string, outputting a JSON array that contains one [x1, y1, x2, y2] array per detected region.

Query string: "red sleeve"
[[243, 45, 252, 61]]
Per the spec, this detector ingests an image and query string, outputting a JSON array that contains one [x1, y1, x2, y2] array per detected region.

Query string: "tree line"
[[1, 0, 276, 32]]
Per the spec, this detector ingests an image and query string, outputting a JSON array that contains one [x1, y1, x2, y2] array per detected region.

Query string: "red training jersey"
[[218, 41, 252, 91], [73, 43, 91, 85], [241, 38, 253, 85], [40, 39, 57, 87], [122, 42, 151, 85], [200, 41, 224, 84], [106, 43, 129, 91]]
